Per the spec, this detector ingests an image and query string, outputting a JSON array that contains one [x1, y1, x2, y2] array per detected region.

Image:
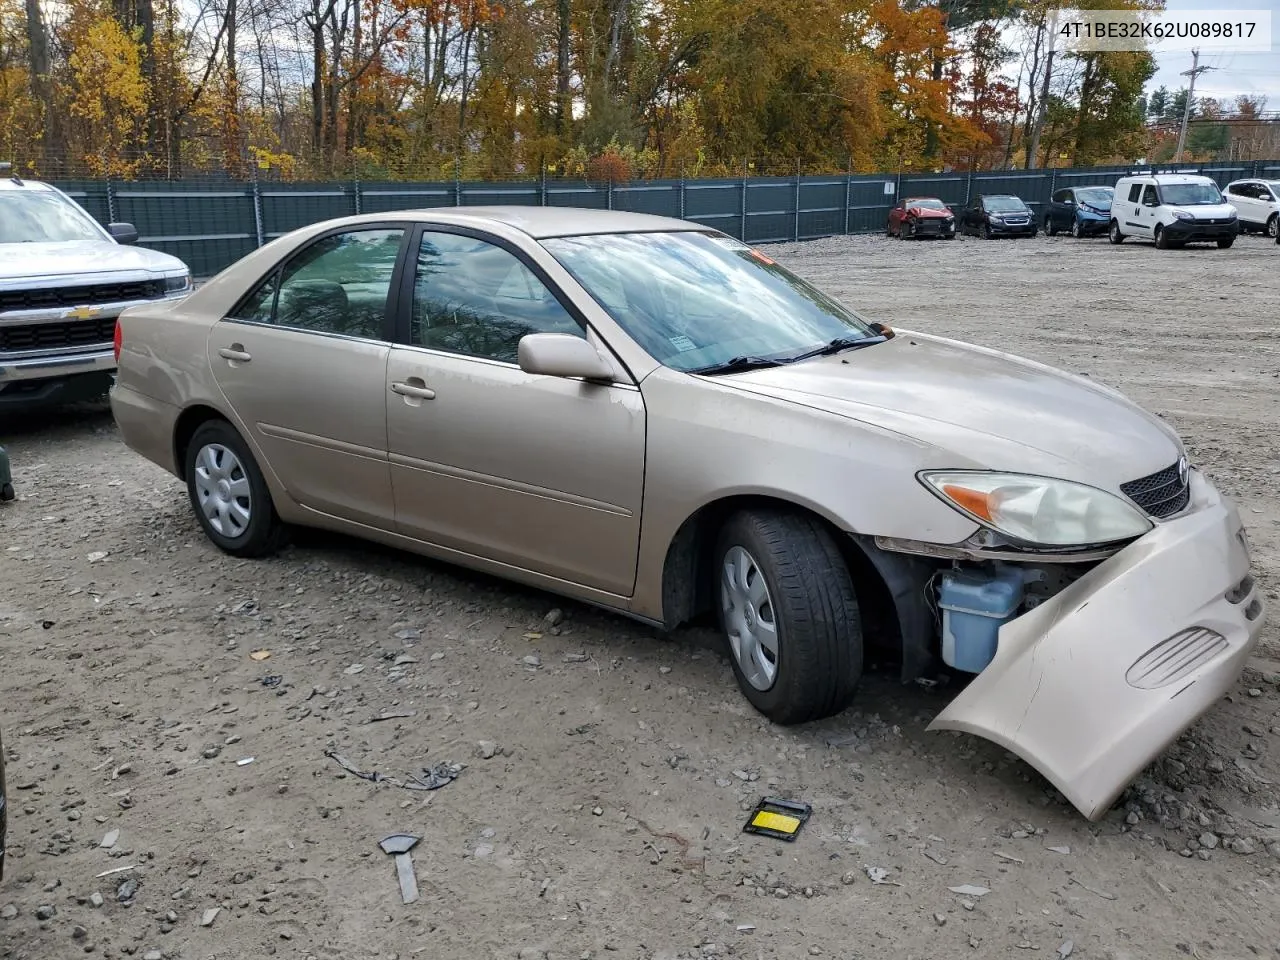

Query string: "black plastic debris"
[[742, 797, 812, 842]]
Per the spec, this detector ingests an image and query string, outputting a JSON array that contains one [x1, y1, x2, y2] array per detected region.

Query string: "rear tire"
[[1217, 236, 1235, 249], [185, 420, 289, 558], [1109, 220, 1125, 244], [714, 510, 863, 725], [1267, 214, 1278, 238]]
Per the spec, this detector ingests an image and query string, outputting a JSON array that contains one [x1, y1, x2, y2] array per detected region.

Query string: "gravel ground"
[[1, 230, 1278, 960]]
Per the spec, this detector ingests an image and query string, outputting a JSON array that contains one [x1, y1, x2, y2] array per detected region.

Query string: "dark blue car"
[[1043, 186, 1114, 238]]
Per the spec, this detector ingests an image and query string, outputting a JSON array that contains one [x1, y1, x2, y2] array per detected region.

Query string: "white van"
[[1109, 174, 1239, 249]]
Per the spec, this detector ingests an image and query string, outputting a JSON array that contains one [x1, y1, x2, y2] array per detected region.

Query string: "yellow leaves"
[[66, 15, 148, 177]]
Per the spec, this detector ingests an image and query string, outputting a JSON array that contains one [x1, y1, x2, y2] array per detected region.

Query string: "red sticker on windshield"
[[750, 249, 776, 265]]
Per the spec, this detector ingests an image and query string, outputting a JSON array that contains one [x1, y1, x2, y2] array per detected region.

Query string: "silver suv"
[[0, 165, 191, 411]]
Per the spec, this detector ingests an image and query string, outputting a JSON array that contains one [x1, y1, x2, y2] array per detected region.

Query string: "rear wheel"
[[1217, 236, 1235, 249], [1266, 214, 1278, 238], [185, 420, 289, 557], [715, 510, 863, 725], [1109, 220, 1125, 244]]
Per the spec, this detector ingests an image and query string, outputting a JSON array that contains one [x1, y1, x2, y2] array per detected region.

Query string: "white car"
[[0, 165, 192, 412], [1109, 173, 1239, 249], [1223, 178, 1280, 238]]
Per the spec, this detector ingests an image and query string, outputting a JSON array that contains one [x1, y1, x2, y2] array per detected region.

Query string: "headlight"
[[164, 274, 192, 293], [1226, 210, 1238, 220], [1171, 210, 1193, 221], [918, 471, 1153, 547]]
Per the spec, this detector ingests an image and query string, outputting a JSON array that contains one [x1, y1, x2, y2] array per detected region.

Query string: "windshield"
[[1076, 188, 1113, 206], [907, 199, 947, 210], [542, 231, 876, 373], [0, 190, 107, 243], [1160, 182, 1223, 206], [984, 196, 1028, 213]]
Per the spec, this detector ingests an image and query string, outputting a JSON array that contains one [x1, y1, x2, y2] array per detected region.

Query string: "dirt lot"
[[1, 230, 1279, 960]]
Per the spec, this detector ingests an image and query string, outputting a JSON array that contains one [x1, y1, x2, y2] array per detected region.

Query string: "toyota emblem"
[[1178, 455, 1189, 486]]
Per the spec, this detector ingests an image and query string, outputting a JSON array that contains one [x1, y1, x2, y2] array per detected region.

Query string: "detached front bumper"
[[929, 470, 1264, 821], [1075, 213, 1110, 234]]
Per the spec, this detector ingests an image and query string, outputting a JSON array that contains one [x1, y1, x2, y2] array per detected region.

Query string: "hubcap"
[[1269, 219, 1278, 238], [194, 443, 252, 538], [720, 545, 779, 691]]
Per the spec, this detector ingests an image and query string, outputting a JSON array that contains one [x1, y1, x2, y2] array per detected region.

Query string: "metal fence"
[[52, 159, 1280, 278]]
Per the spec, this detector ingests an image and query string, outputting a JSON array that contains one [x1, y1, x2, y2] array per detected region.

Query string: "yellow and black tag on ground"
[[742, 797, 812, 842]]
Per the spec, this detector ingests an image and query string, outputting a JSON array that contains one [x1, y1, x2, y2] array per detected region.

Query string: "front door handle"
[[391, 380, 435, 400], [218, 345, 251, 363]]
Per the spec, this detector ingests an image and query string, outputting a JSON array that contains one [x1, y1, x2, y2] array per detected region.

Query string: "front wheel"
[[715, 510, 863, 725], [1266, 214, 1277, 238], [1071, 219, 1083, 238], [1217, 236, 1235, 249], [980, 223, 992, 240], [1109, 220, 1125, 244], [1154, 225, 1171, 249], [1044, 215, 1057, 236], [185, 419, 289, 557]]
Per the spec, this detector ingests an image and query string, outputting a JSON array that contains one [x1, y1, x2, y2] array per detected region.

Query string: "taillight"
[[113, 320, 122, 362]]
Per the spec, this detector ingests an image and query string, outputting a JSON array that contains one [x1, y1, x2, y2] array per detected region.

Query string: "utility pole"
[[1174, 49, 1216, 164]]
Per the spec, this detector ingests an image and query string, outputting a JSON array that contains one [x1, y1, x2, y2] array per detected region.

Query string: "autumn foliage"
[[0, 0, 1189, 181]]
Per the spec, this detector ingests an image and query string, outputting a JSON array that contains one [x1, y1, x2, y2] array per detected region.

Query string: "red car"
[[886, 198, 957, 239]]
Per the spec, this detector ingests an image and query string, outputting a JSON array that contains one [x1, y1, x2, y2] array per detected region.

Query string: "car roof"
[[397, 205, 707, 239], [1119, 173, 1215, 184], [0, 176, 54, 192]]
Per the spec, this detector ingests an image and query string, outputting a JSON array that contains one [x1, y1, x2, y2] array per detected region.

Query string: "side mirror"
[[108, 222, 139, 245], [518, 333, 615, 382]]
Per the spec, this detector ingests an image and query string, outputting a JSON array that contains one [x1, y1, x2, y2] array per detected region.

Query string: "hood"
[[1170, 203, 1236, 220], [0, 240, 187, 286], [717, 332, 1183, 490], [906, 206, 953, 219], [1078, 199, 1112, 213]]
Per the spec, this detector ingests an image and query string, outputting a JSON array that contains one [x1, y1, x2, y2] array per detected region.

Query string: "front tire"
[[1109, 220, 1125, 244], [1071, 219, 1083, 238], [1266, 214, 1277, 238], [980, 223, 992, 240], [715, 510, 863, 725], [1154, 225, 1170, 249], [1217, 236, 1235, 248], [185, 420, 288, 557], [1044, 215, 1057, 236]]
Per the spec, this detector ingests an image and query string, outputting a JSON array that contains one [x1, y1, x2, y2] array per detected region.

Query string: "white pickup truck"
[[0, 165, 192, 412]]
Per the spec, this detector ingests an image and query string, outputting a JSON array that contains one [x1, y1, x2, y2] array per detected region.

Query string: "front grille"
[[0, 317, 117, 353], [915, 220, 942, 234], [0, 280, 163, 313], [1121, 461, 1190, 518]]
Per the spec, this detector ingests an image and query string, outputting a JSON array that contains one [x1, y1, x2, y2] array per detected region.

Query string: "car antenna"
[[0, 162, 22, 186]]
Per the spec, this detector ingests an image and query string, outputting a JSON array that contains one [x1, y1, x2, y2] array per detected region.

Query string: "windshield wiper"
[[689, 355, 790, 375], [788, 334, 886, 362]]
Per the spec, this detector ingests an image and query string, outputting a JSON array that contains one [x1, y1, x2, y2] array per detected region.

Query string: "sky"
[[1143, 0, 1280, 105]]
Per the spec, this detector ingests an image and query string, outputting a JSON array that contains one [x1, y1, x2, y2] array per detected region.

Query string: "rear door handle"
[[391, 381, 435, 400], [218, 346, 252, 363]]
